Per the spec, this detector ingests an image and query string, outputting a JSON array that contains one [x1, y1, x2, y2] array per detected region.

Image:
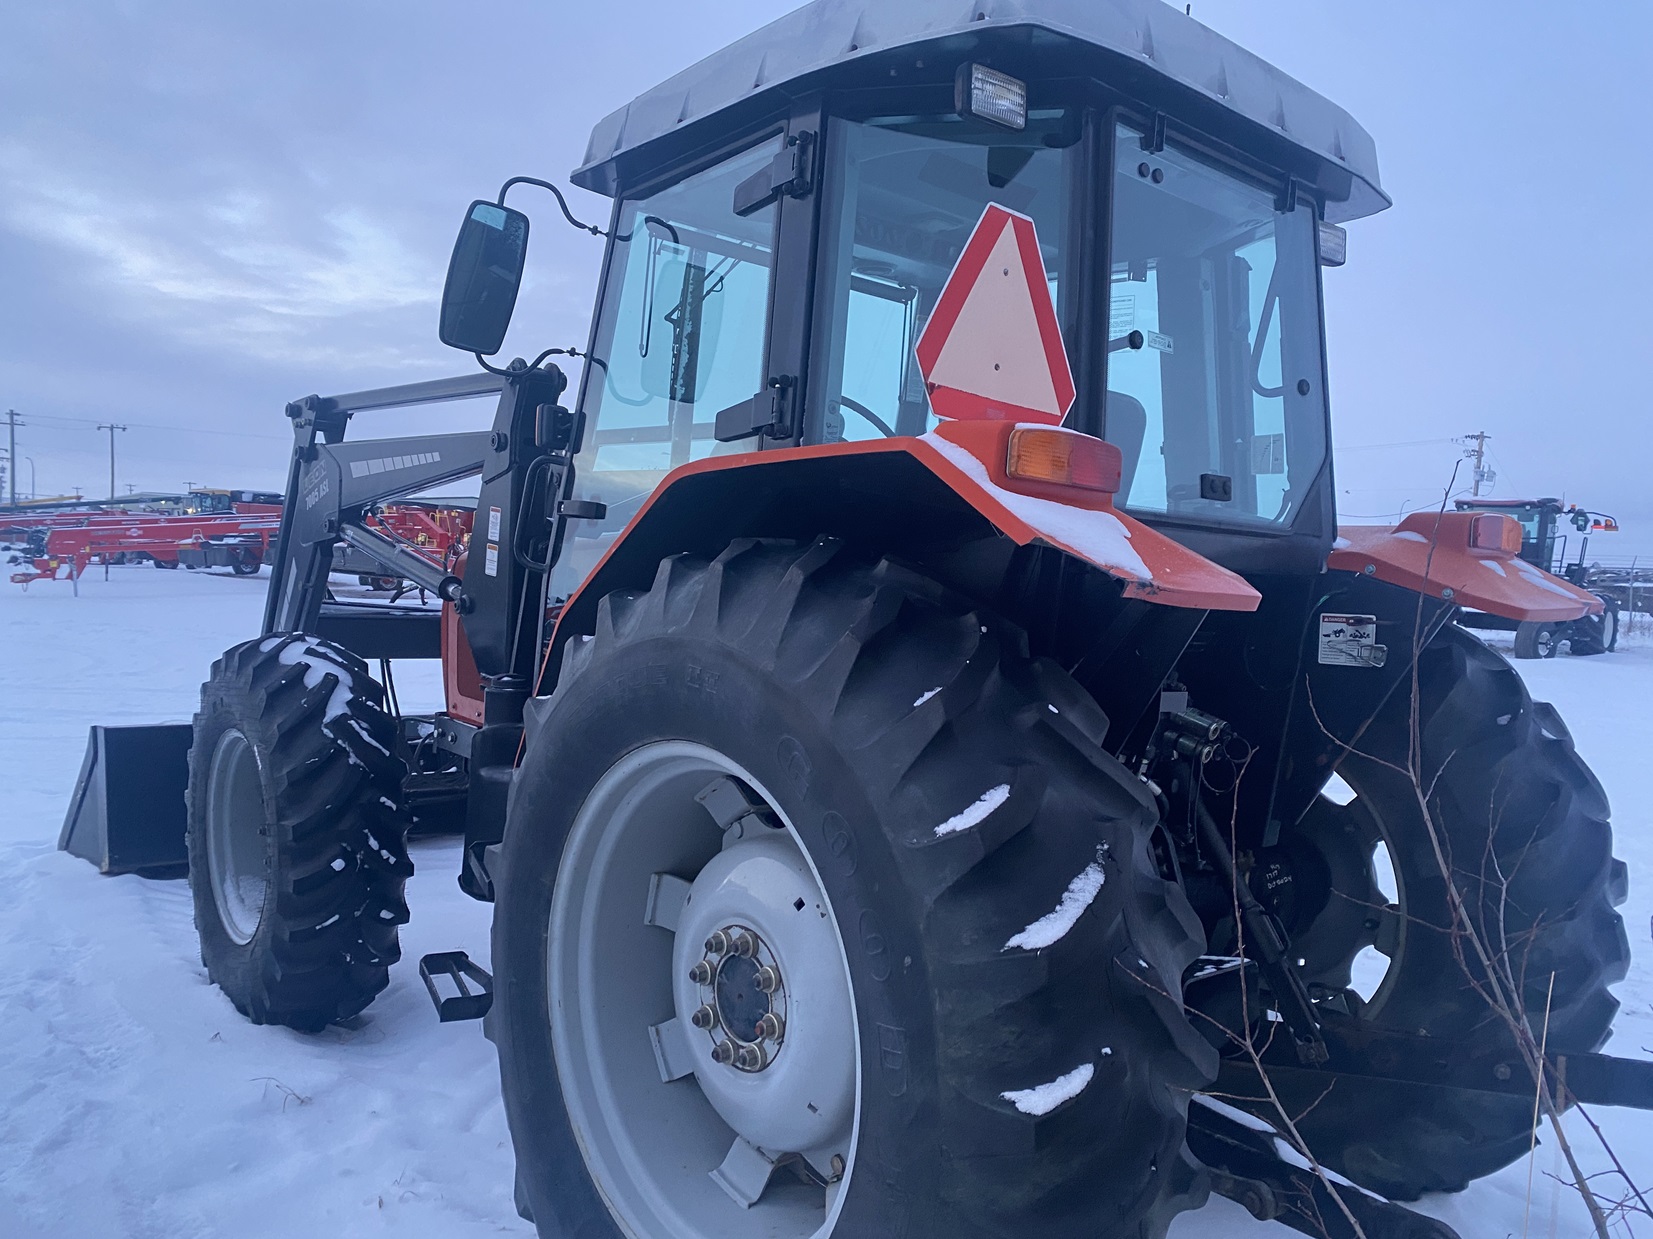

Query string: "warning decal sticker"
[[1318, 613, 1386, 667]]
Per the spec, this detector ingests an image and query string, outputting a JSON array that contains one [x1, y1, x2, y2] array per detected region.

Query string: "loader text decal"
[[348, 450, 442, 479]]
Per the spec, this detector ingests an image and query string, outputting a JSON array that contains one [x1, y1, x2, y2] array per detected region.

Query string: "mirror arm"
[[497, 176, 608, 238], [474, 353, 523, 378], [473, 347, 593, 380]]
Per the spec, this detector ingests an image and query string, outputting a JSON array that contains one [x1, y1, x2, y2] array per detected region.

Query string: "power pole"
[[1461, 430, 1493, 497], [97, 423, 128, 499], [3, 409, 21, 506]]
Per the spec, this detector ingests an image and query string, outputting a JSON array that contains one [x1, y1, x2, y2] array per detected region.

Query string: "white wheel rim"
[[205, 728, 269, 945], [547, 741, 860, 1238]]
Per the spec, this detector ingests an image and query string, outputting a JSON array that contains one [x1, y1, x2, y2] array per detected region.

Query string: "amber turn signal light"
[[1005, 427, 1122, 493], [1468, 513, 1522, 555]]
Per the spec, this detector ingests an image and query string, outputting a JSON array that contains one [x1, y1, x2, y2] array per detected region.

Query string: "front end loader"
[[65, 2, 1648, 1236]]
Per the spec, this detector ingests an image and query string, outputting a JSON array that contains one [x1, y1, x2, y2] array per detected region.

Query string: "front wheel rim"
[[1285, 774, 1408, 1012], [547, 741, 860, 1239], [205, 728, 269, 945]]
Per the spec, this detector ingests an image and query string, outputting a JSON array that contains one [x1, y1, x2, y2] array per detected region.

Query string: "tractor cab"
[[491, 0, 1390, 597]]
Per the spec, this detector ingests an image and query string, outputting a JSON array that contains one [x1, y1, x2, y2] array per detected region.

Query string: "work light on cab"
[[955, 63, 1027, 130], [1469, 513, 1523, 554]]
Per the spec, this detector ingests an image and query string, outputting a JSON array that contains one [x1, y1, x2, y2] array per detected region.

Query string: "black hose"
[[836, 395, 897, 438]]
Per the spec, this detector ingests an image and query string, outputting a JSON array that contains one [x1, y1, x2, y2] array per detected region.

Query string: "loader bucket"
[[58, 724, 192, 877]]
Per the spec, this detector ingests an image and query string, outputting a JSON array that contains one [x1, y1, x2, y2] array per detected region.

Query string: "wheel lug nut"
[[755, 965, 781, 993], [736, 1044, 765, 1071], [711, 1039, 737, 1065], [757, 1012, 784, 1041], [705, 930, 731, 955], [691, 1004, 718, 1030], [732, 931, 759, 958], [688, 960, 714, 985]]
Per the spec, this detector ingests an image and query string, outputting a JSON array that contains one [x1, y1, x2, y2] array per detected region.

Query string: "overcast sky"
[[3, 1, 1650, 556]]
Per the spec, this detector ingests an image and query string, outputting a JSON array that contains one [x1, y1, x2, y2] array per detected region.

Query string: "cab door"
[[554, 109, 820, 597]]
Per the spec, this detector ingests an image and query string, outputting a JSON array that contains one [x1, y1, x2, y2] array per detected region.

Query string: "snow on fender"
[[910, 419, 1260, 612]]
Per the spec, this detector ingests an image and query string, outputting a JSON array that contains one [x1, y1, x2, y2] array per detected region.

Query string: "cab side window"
[[554, 137, 783, 594], [1105, 123, 1326, 526], [583, 138, 782, 480]]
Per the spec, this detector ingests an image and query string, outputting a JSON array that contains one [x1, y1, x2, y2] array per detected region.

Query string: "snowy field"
[[0, 564, 1647, 1238]]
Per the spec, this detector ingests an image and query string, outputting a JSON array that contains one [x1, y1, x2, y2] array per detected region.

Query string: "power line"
[[20, 411, 287, 443], [1486, 450, 1522, 500], [1336, 436, 1457, 452]]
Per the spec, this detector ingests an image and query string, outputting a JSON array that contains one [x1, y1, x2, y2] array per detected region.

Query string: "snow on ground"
[[0, 564, 1647, 1238]]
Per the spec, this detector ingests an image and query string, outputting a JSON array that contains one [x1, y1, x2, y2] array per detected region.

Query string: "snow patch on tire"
[[1002, 1062, 1096, 1116], [933, 783, 1010, 837], [1005, 849, 1107, 951]]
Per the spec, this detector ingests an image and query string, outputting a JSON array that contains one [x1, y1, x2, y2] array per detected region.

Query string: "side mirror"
[[440, 201, 530, 356]]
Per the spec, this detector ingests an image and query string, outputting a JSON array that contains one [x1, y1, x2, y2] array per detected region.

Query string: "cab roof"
[[574, 0, 1387, 222], [1456, 498, 1566, 512]]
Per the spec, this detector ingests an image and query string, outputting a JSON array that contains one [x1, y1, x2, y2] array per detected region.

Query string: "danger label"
[[1318, 613, 1384, 667]]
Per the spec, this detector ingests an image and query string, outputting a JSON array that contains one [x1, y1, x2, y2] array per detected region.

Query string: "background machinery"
[[1450, 496, 1628, 657], [61, 2, 1648, 1236]]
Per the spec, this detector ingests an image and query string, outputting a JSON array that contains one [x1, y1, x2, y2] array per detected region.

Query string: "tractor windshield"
[[1105, 123, 1327, 527]]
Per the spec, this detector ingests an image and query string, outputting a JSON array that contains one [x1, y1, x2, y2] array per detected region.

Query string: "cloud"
[[0, 142, 440, 369]]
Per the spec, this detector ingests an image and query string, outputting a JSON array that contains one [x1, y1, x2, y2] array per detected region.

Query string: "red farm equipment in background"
[[8, 499, 472, 589]]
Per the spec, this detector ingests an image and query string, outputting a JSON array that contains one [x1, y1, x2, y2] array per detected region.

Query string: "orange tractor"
[[66, 3, 1643, 1236]]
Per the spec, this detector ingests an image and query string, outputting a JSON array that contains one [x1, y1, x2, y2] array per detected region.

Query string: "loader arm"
[[267, 366, 576, 680]]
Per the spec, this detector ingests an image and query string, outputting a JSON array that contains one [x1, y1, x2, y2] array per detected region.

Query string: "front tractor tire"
[[493, 538, 1214, 1239], [1569, 598, 1620, 656], [187, 634, 411, 1033], [1511, 619, 1559, 659]]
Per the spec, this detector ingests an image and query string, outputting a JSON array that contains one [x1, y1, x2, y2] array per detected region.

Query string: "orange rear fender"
[[1329, 511, 1600, 623], [543, 425, 1262, 691]]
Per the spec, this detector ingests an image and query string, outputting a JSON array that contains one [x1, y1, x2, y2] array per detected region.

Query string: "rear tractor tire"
[[492, 537, 1214, 1239], [187, 633, 412, 1032], [1274, 625, 1628, 1198]]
